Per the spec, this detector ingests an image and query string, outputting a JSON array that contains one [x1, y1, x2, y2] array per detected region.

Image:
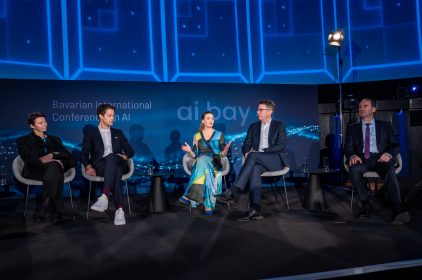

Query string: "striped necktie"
[[364, 123, 370, 159]]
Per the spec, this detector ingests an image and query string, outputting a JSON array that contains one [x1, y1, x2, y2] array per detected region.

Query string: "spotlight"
[[411, 86, 418, 92], [328, 29, 344, 47]]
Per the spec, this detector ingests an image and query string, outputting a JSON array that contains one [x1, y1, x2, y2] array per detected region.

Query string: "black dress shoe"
[[237, 209, 264, 222], [391, 211, 410, 225], [215, 190, 237, 204], [356, 206, 371, 219]]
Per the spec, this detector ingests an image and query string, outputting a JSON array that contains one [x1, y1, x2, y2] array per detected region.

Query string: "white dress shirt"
[[98, 126, 113, 158], [259, 119, 271, 152]]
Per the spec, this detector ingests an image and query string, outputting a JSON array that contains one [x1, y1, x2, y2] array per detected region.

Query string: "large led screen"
[[0, 0, 421, 84]]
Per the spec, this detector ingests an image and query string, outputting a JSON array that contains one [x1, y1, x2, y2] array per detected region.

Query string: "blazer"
[[17, 132, 76, 178], [242, 119, 290, 167], [80, 126, 135, 168], [344, 119, 400, 161]]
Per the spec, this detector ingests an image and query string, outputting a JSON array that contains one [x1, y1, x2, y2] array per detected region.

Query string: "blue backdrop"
[[0, 0, 421, 84], [0, 80, 319, 181]]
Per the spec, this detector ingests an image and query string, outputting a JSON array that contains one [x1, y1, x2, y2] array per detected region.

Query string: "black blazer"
[[17, 132, 76, 178], [344, 119, 400, 161], [80, 127, 134, 167], [242, 119, 290, 167]]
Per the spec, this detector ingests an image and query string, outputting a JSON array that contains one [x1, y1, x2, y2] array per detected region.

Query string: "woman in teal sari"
[[179, 111, 231, 215]]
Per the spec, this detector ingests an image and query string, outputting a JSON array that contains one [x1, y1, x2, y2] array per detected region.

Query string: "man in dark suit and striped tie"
[[345, 98, 410, 225]]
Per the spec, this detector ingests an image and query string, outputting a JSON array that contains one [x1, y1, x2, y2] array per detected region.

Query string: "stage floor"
[[1, 182, 422, 280]]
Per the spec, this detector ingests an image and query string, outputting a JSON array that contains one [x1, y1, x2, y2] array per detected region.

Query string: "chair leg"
[[222, 176, 231, 211], [125, 181, 132, 216], [282, 175, 290, 209], [87, 181, 92, 219], [68, 183, 75, 220], [23, 184, 29, 222], [349, 187, 354, 215], [270, 178, 278, 202]]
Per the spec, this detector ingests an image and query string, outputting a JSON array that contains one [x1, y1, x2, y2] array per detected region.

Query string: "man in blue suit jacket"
[[345, 98, 409, 225], [217, 100, 289, 221], [80, 104, 134, 225]]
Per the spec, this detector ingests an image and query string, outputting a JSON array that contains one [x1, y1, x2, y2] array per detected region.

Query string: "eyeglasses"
[[257, 108, 271, 112]]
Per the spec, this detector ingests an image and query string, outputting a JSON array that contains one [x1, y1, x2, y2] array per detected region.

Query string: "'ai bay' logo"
[[177, 101, 250, 126]]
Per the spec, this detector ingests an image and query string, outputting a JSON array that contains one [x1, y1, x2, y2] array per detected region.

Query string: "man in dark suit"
[[216, 100, 289, 221], [345, 98, 410, 225], [80, 104, 134, 225]]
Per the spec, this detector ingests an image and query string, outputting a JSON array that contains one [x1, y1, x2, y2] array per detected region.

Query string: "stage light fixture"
[[328, 29, 344, 47]]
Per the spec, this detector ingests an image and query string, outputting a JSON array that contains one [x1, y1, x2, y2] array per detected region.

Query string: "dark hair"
[[360, 98, 376, 107], [198, 111, 213, 132], [27, 112, 46, 126], [259, 99, 276, 111], [96, 103, 116, 116]]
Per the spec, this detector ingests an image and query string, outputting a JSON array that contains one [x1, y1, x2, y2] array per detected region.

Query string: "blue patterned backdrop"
[[0, 0, 421, 83], [0, 80, 319, 187]]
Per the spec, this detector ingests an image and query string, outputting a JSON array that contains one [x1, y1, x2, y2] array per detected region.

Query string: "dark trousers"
[[233, 152, 283, 211], [94, 153, 129, 207], [349, 154, 401, 209], [27, 161, 65, 210]]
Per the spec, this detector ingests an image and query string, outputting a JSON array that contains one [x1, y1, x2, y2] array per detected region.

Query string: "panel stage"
[[1, 178, 422, 280]]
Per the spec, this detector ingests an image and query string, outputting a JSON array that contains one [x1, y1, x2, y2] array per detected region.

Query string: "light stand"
[[336, 45, 344, 148], [346, 93, 357, 125], [328, 29, 345, 179]]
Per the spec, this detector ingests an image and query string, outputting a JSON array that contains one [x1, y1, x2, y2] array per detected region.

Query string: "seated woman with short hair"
[[16, 112, 76, 222]]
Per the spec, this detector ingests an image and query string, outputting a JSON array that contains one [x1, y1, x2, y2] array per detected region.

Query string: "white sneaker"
[[114, 208, 126, 226], [90, 194, 108, 212]]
